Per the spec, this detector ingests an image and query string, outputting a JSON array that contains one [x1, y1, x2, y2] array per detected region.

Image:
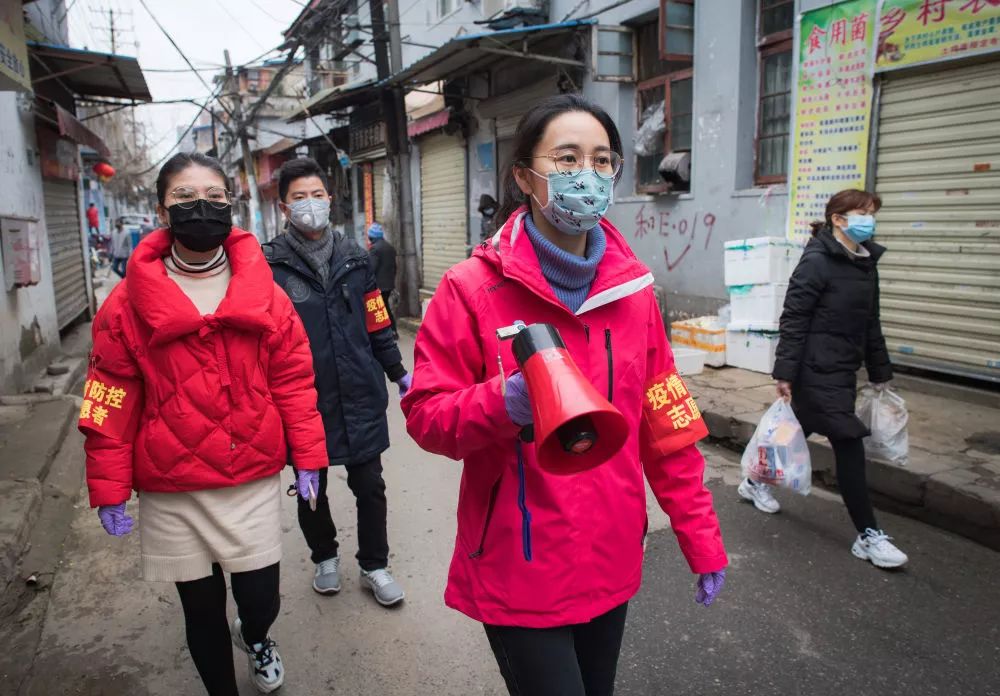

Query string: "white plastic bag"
[[857, 385, 909, 466], [741, 399, 812, 495]]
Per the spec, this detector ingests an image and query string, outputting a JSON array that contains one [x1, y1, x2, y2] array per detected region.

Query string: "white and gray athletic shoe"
[[312, 555, 342, 595], [360, 568, 405, 607], [852, 529, 908, 569], [738, 478, 781, 514], [231, 617, 284, 694]]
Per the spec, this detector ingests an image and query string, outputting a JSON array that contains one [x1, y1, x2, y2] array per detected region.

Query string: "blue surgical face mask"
[[529, 169, 613, 236], [841, 214, 875, 243]]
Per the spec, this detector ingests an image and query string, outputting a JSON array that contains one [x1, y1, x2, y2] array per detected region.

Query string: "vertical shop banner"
[[362, 162, 374, 233], [787, 1, 877, 242], [876, 0, 1000, 71], [0, 0, 31, 92]]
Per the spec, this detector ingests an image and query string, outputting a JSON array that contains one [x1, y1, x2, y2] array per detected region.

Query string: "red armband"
[[363, 290, 392, 333], [78, 364, 142, 441], [641, 369, 709, 457]]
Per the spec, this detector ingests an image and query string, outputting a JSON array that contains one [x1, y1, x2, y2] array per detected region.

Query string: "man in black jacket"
[[367, 222, 398, 339], [264, 158, 410, 606]]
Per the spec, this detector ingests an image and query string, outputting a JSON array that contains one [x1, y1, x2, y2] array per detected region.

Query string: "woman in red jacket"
[[401, 95, 728, 696], [80, 152, 327, 696]]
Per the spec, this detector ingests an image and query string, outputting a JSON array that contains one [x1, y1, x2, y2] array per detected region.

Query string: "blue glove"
[[397, 373, 413, 398], [504, 372, 533, 427], [296, 469, 320, 501], [97, 502, 134, 537], [695, 569, 726, 606]]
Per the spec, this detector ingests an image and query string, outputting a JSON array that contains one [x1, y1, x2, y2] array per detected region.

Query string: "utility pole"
[[224, 49, 264, 242], [372, 0, 420, 317], [108, 8, 116, 53]]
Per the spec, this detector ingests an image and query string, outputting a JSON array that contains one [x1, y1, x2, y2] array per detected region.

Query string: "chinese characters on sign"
[[645, 371, 702, 431], [877, 0, 1000, 70], [363, 290, 392, 333], [362, 163, 374, 233], [79, 379, 128, 430], [787, 1, 876, 242], [0, 1, 31, 92]]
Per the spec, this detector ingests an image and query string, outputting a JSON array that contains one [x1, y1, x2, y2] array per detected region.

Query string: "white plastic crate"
[[673, 346, 707, 376], [724, 237, 802, 286], [671, 316, 726, 367], [729, 283, 788, 325], [726, 322, 780, 374]]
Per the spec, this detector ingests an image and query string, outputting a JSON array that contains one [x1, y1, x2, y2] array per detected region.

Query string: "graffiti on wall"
[[634, 204, 717, 271]]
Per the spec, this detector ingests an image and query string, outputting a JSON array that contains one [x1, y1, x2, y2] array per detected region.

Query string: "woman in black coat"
[[738, 189, 908, 569]]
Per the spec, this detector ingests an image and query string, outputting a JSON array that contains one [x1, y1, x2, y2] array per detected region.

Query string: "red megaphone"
[[512, 323, 629, 475]]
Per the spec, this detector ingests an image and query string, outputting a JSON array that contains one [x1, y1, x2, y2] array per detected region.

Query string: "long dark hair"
[[496, 94, 624, 226], [155, 152, 230, 205], [810, 189, 882, 236]]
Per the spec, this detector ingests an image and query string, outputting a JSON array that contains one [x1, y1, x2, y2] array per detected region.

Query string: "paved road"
[[8, 334, 1000, 696]]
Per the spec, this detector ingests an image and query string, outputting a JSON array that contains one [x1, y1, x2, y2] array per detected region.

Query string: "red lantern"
[[92, 162, 115, 178]]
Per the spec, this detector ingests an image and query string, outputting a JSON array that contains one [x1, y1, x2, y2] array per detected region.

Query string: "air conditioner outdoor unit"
[[482, 0, 546, 21]]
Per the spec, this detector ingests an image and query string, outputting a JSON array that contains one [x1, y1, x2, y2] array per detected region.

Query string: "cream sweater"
[[163, 251, 232, 315]]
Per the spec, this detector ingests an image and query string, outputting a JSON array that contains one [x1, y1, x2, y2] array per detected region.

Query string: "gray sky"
[[68, 0, 305, 162]]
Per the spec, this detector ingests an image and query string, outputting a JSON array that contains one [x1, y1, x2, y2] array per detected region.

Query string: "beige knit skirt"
[[138, 474, 282, 583]]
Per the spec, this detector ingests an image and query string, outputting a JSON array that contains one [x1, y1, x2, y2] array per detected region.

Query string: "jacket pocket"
[[468, 477, 502, 559]]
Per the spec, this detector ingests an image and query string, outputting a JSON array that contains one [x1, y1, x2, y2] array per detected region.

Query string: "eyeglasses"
[[169, 186, 232, 210], [530, 148, 623, 179]]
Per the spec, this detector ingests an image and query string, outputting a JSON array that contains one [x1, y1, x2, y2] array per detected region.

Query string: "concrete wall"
[[0, 93, 60, 392]]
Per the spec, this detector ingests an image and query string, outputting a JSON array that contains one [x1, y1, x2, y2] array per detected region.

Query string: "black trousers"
[[830, 436, 879, 532], [111, 256, 127, 278], [175, 562, 280, 696], [380, 289, 397, 335], [295, 458, 389, 571], [483, 602, 629, 696]]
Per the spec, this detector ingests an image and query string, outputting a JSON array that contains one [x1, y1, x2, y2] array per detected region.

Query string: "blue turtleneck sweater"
[[523, 214, 606, 313]]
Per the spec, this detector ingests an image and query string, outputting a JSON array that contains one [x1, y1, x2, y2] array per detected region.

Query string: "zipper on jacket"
[[605, 328, 613, 403], [584, 324, 590, 343], [469, 479, 502, 559], [340, 283, 353, 312]]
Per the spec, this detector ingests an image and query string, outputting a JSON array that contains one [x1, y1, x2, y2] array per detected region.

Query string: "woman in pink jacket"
[[401, 95, 728, 695]]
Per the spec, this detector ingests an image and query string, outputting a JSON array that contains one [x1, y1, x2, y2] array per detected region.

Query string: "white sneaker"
[[231, 617, 284, 693], [852, 529, 908, 569], [738, 478, 781, 514], [360, 567, 405, 607]]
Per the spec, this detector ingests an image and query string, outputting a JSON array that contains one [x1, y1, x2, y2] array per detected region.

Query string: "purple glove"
[[397, 373, 413, 398], [695, 569, 726, 607], [504, 372, 533, 426], [97, 502, 134, 537], [297, 469, 320, 501]]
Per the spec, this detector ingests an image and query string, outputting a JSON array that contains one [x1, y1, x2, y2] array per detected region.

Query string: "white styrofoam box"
[[671, 316, 726, 367], [729, 283, 788, 325], [673, 346, 707, 376], [724, 237, 802, 286], [726, 322, 780, 374]]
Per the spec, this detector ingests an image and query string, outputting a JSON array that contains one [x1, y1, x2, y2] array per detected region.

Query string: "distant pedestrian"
[[402, 95, 727, 696], [109, 218, 132, 278], [367, 221, 398, 338], [739, 188, 908, 569], [264, 157, 411, 608], [86, 202, 100, 235], [139, 215, 154, 240], [80, 152, 328, 695]]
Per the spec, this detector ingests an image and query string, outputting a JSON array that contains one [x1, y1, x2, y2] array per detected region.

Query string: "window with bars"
[[755, 0, 793, 184]]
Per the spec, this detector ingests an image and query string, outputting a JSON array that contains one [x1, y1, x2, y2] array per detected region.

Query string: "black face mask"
[[168, 200, 232, 252]]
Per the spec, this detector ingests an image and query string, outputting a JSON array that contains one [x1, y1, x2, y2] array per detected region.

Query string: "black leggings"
[[483, 602, 629, 696], [175, 563, 281, 696], [830, 437, 879, 533]]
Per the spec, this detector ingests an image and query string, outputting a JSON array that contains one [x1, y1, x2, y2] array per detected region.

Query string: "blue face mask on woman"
[[530, 169, 613, 236], [841, 214, 876, 243]]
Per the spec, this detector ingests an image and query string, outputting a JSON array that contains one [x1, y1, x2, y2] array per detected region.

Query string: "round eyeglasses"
[[531, 148, 623, 179], [169, 186, 232, 210]]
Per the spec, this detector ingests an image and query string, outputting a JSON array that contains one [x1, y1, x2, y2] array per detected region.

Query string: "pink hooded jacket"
[[401, 209, 727, 628]]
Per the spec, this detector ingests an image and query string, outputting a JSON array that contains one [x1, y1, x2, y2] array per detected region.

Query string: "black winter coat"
[[369, 238, 397, 292], [264, 232, 406, 466], [772, 227, 893, 440]]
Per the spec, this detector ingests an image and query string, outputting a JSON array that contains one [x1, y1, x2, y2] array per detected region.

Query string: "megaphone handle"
[[519, 424, 534, 443]]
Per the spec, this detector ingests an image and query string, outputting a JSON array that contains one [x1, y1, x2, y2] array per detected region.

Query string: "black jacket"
[[369, 238, 397, 292], [773, 227, 893, 440], [263, 232, 406, 466]]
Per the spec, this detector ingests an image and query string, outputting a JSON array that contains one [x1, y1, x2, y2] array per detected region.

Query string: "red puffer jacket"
[[81, 228, 327, 507], [402, 208, 727, 628]]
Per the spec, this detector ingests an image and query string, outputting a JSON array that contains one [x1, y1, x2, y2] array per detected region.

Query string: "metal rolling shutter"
[[479, 78, 560, 139], [874, 60, 1000, 382], [44, 179, 88, 329], [419, 133, 467, 292]]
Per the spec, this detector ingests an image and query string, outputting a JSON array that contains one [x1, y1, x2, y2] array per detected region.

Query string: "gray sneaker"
[[312, 556, 342, 595], [360, 567, 405, 607]]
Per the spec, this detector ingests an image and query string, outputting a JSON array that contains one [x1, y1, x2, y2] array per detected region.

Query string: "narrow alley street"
[[3, 333, 998, 696]]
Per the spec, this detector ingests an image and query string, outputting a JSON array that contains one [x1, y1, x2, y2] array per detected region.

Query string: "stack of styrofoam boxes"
[[671, 316, 726, 368], [723, 237, 802, 373]]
